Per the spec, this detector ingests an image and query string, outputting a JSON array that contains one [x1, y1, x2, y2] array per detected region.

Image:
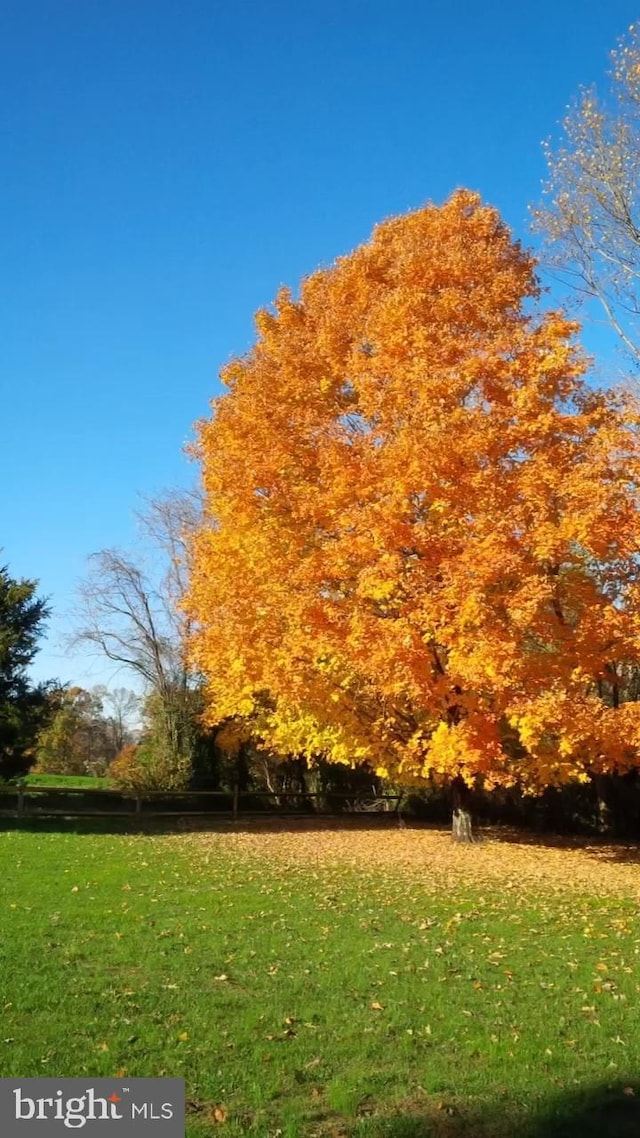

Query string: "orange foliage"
[[109, 744, 143, 793], [185, 191, 640, 792]]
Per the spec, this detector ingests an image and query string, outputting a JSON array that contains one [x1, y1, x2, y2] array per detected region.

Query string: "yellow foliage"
[[185, 191, 640, 793]]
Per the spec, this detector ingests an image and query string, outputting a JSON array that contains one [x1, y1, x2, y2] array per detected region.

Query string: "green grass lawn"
[[22, 773, 113, 789], [1, 821, 640, 1137]]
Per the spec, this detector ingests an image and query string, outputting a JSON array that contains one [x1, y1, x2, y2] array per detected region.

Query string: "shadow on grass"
[[0, 814, 639, 865], [0, 813, 415, 837], [349, 1082, 640, 1137], [481, 824, 640, 866]]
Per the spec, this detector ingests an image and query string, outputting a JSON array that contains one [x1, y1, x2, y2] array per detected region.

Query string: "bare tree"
[[70, 489, 204, 777], [73, 549, 186, 698], [534, 22, 640, 367], [92, 686, 140, 753], [136, 486, 203, 613]]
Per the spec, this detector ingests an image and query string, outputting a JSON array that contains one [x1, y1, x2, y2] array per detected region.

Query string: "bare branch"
[[534, 26, 640, 371], [69, 545, 188, 698]]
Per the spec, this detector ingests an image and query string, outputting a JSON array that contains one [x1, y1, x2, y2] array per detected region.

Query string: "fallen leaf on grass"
[[179, 823, 640, 900], [437, 1102, 455, 1115]]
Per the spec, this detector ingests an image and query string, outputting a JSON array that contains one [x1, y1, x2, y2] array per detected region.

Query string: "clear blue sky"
[[2, 0, 638, 687]]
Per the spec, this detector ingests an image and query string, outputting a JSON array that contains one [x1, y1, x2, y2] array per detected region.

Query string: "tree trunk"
[[451, 776, 475, 843], [236, 741, 251, 792], [296, 757, 317, 812], [595, 773, 612, 834]]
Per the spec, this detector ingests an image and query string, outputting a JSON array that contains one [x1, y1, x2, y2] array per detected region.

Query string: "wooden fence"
[[0, 784, 403, 821]]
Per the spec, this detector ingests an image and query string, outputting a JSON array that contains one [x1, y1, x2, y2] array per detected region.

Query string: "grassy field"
[[1, 820, 640, 1137], [22, 773, 113, 789]]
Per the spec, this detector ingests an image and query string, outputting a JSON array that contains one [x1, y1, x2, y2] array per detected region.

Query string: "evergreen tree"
[[0, 565, 53, 779]]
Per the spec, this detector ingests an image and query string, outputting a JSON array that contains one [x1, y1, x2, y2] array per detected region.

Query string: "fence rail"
[[0, 784, 403, 821]]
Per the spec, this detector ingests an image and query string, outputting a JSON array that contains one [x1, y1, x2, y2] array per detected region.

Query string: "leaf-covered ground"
[[1, 820, 640, 1137], [183, 818, 640, 897]]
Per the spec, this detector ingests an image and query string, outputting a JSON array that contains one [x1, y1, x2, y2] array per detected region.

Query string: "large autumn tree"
[[186, 191, 640, 834]]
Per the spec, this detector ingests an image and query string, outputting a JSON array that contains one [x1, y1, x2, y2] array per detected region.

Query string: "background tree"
[[108, 687, 214, 793], [96, 686, 140, 754], [71, 491, 205, 788], [185, 191, 640, 839], [0, 564, 53, 779], [535, 21, 640, 367], [35, 686, 116, 776]]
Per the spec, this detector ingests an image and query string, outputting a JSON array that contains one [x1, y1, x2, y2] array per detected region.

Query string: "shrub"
[[110, 739, 190, 794]]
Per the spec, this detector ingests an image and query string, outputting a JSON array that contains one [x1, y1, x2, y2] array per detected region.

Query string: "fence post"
[[135, 796, 142, 818], [17, 789, 25, 818], [232, 783, 239, 822]]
